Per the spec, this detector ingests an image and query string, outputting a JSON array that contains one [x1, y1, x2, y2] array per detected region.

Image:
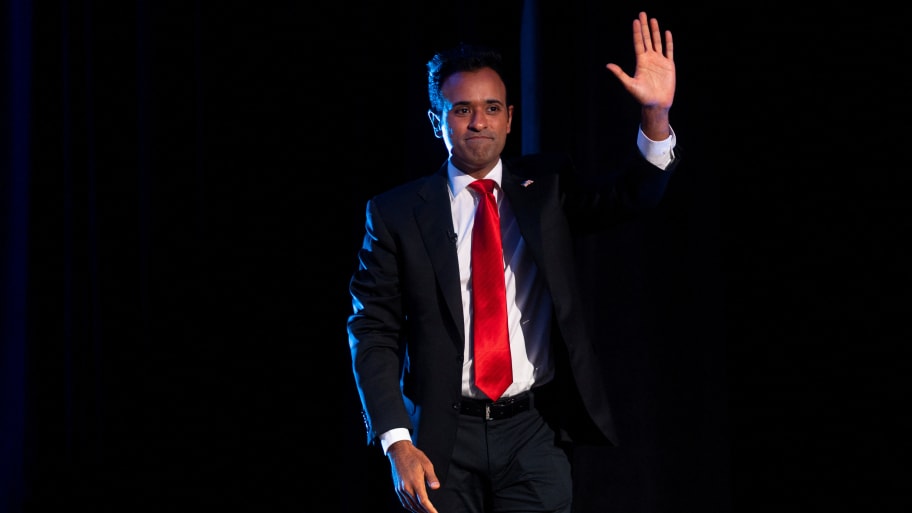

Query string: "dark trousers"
[[428, 406, 572, 513]]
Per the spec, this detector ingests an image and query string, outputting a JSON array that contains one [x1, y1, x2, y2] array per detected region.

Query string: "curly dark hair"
[[426, 42, 510, 116]]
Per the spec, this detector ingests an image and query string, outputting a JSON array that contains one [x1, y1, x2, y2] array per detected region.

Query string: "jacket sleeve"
[[347, 197, 413, 446]]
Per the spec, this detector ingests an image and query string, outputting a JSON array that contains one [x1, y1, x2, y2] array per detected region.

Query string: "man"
[[348, 11, 678, 513]]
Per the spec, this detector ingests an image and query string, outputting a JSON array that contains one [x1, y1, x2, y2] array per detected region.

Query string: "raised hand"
[[606, 11, 675, 139]]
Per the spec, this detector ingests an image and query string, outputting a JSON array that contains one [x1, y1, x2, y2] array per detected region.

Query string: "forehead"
[[440, 68, 507, 106]]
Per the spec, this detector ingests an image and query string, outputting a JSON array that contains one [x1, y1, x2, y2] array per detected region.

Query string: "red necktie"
[[467, 179, 512, 401]]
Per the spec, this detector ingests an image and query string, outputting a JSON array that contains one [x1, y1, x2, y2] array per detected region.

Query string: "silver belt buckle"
[[485, 403, 492, 421]]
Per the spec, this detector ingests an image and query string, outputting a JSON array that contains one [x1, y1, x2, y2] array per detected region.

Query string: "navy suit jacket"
[[348, 149, 677, 485]]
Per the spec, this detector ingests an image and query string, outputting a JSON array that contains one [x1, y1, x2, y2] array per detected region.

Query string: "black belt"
[[458, 391, 533, 420]]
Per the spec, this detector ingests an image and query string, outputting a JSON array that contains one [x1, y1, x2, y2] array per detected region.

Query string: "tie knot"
[[468, 179, 496, 196]]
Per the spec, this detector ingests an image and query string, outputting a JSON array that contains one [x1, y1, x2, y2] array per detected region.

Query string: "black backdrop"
[[3, 1, 906, 512]]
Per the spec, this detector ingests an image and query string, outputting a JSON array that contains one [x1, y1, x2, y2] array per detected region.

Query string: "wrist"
[[640, 106, 670, 141]]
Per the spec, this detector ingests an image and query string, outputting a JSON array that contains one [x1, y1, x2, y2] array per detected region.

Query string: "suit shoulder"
[[370, 172, 439, 203], [363, 172, 448, 223], [503, 152, 573, 177]]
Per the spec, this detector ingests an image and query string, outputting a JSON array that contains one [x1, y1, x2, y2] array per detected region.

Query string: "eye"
[[454, 107, 470, 115], [487, 105, 501, 113]]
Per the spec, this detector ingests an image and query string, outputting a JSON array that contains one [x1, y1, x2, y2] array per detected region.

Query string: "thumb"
[[426, 470, 441, 490], [605, 63, 629, 82]]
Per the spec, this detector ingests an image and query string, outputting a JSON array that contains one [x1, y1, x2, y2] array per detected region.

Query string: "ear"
[[427, 110, 443, 139]]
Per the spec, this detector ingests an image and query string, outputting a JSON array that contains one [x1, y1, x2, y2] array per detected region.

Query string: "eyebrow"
[[452, 99, 505, 107]]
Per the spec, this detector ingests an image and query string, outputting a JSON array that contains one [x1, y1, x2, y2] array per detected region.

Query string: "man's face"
[[435, 67, 513, 177]]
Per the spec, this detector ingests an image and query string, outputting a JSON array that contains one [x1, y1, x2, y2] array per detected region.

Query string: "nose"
[[468, 112, 486, 131]]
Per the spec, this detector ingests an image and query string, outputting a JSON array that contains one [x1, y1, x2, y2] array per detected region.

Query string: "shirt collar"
[[447, 159, 504, 199]]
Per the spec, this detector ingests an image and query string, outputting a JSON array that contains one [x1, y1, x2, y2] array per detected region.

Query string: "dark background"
[[2, 1, 906, 512]]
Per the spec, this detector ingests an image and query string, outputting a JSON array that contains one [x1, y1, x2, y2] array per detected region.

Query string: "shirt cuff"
[[379, 428, 412, 455], [637, 125, 676, 170]]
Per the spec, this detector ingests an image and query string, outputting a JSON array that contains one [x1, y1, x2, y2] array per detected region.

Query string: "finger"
[[397, 492, 416, 512], [397, 489, 419, 513], [415, 493, 439, 513], [650, 17, 662, 52], [604, 63, 627, 83], [664, 29, 674, 61], [638, 12, 650, 51], [632, 16, 644, 55], [397, 479, 437, 513], [426, 470, 441, 490], [413, 477, 439, 513]]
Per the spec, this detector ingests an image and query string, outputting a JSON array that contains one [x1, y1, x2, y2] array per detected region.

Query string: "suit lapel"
[[502, 165, 545, 262], [415, 167, 465, 344]]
